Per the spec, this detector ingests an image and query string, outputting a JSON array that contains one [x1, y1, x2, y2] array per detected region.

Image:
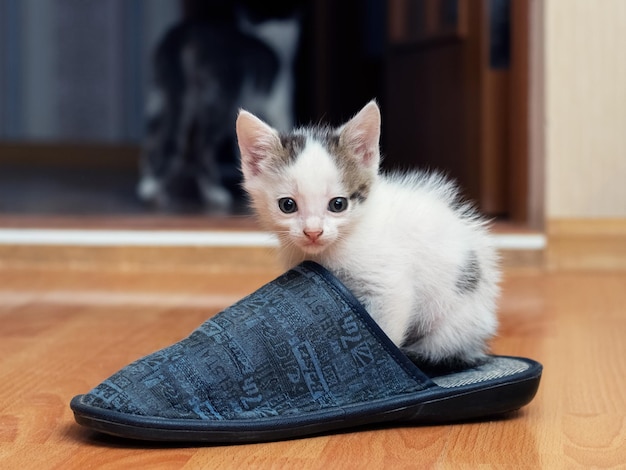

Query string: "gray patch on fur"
[[456, 250, 481, 293], [349, 184, 368, 203], [310, 126, 374, 204], [278, 134, 306, 163], [335, 158, 373, 205], [272, 125, 375, 204]]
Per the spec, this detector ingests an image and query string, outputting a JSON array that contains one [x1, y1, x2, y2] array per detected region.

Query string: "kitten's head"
[[236, 101, 381, 255]]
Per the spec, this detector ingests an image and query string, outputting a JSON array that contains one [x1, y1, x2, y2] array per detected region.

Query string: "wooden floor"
[[1, 245, 625, 468]]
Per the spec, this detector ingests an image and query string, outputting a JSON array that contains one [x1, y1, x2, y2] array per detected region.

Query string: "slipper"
[[70, 261, 542, 443]]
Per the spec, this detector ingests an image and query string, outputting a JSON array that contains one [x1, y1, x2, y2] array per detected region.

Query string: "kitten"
[[236, 101, 500, 367]]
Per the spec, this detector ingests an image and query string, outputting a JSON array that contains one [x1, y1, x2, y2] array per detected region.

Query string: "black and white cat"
[[138, 10, 299, 211], [236, 101, 500, 367]]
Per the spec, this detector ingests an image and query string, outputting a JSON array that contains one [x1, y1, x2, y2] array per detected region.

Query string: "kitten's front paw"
[[137, 176, 171, 209], [401, 347, 488, 376], [198, 182, 233, 213]]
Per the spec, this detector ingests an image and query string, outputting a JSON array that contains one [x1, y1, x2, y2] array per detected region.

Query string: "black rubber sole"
[[71, 367, 541, 444]]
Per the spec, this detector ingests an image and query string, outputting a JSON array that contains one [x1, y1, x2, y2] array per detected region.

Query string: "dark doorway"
[[298, 0, 529, 221]]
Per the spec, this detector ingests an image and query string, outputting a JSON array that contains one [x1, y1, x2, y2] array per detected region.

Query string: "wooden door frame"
[[527, 0, 546, 230], [510, 0, 545, 229], [384, 0, 545, 227]]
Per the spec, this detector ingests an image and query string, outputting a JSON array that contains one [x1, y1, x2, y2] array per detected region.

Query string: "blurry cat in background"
[[236, 101, 500, 369], [138, 4, 299, 212]]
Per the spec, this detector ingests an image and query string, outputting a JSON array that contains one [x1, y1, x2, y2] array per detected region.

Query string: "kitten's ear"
[[339, 100, 381, 169], [236, 110, 280, 179]]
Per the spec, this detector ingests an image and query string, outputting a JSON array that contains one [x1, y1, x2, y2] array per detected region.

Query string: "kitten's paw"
[[198, 182, 233, 213], [401, 334, 490, 372], [137, 176, 160, 201], [137, 176, 171, 208], [402, 348, 488, 376]]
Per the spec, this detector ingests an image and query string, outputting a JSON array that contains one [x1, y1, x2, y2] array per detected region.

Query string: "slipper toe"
[[74, 262, 429, 422]]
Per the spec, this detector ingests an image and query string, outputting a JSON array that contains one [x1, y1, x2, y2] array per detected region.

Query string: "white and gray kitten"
[[236, 101, 500, 368]]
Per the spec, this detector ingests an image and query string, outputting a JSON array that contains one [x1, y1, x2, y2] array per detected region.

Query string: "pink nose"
[[303, 230, 323, 242]]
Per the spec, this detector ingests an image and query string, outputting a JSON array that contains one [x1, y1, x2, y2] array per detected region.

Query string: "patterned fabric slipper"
[[70, 261, 542, 443]]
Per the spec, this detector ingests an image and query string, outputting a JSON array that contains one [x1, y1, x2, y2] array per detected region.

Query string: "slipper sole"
[[71, 357, 541, 443]]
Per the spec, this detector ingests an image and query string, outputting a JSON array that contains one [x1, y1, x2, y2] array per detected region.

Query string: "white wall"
[[544, 0, 626, 218]]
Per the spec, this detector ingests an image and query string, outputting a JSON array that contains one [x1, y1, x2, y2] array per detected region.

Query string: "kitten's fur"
[[236, 101, 500, 367]]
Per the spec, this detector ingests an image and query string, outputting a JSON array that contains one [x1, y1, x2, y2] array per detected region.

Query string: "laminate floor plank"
[[0, 263, 624, 468]]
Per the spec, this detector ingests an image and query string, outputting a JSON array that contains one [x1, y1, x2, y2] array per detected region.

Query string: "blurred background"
[[0, 0, 624, 227]]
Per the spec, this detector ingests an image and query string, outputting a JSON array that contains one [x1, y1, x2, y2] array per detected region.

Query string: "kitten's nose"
[[303, 230, 323, 242]]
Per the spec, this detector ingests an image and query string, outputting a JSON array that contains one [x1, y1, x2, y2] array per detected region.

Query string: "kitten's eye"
[[328, 197, 348, 213], [278, 197, 298, 214]]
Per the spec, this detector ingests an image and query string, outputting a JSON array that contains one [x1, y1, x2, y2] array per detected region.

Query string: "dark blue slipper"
[[70, 261, 542, 443]]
